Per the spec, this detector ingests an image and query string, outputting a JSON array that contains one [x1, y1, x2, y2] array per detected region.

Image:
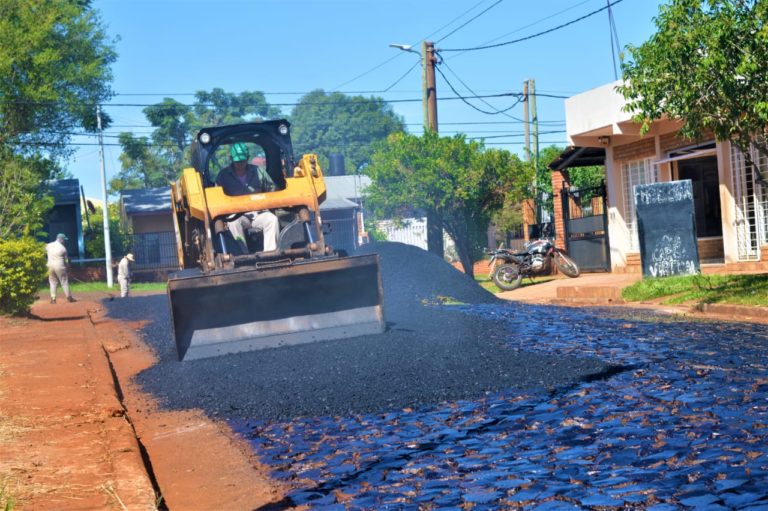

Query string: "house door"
[[561, 183, 611, 272], [676, 156, 722, 238]]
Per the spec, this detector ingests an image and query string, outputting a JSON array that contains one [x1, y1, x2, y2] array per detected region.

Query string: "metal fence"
[[127, 231, 179, 270], [321, 217, 359, 254], [376, 218, 428, 250]]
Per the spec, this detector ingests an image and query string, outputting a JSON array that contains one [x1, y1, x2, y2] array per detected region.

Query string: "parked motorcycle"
[[488, 239, 580, 291]]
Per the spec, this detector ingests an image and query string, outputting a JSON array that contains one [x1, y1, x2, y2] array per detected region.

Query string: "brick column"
[[551, 168, 570, 250]]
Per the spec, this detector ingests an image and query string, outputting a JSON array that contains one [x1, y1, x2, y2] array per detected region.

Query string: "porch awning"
[[548, 146, 606, 171], [652, 148, 717, 166]]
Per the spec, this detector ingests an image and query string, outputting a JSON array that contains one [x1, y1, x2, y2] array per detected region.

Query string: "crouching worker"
[[117, 253, 134, 298], [216, 143, 279, 253]]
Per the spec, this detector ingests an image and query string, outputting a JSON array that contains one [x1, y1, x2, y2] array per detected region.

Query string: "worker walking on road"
[[45, 233, 75, 304], [117, 253, 135, 298]]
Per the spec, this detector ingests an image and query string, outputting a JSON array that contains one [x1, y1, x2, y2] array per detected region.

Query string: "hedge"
[[0, 237, 47, 316]]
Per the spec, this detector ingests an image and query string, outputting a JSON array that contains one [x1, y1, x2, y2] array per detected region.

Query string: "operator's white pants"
[[227, 211, 279, 252], [48, 266, 71, 299], [118, 277, 130, 298]]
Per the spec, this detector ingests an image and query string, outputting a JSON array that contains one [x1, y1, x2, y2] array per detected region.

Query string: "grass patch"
[[39, 281, 167, 294], [621, 273, 768, 307], [1, 481, 15, 511]]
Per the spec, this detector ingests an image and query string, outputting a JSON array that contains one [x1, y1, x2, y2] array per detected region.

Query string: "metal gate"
[[561, 183, 611, 272]]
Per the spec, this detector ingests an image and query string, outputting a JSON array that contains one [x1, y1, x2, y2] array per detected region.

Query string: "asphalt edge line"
[[98, 343, 168, 511], [86, 307, 168, 511]]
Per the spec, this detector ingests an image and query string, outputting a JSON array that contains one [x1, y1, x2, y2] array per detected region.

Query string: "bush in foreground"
[[0, 237, 47, 316]]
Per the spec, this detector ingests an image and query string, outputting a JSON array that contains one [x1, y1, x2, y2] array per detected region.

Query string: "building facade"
[[555, 81, 767, 273]]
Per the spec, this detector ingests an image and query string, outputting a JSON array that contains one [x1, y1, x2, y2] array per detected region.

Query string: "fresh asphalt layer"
[[106, 243, 768, 510]]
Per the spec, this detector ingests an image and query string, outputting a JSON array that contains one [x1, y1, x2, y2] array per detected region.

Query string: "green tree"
[[0, 0, 116, 239], [0, 0, 116, 161], [0, 151, 55, 239], [365, 131, 531, 276], [112, 89, 281, 192], [290, 90, 406, 174], [193, 88, 281, 127], [618, 0, 768, 182], [84, 203, 128, 258]]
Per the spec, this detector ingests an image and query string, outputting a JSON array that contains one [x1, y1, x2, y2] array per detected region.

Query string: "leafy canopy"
[[290, 90, 406, 174], [0, 0, 116, 238], [112, 89, 281, 192], [618, 0, 768, 174], [364, 131, 531, 276], [0, 0, 116, 160]]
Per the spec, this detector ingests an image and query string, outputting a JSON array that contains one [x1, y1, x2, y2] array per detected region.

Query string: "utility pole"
[[529, 79, 541, 226], [422, 40, 443, 257], [423, 41, 438, 132], [523, 80, 530, 162], [96, 105, 113, 287]]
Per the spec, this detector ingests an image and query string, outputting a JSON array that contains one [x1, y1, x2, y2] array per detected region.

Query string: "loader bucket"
[[167, 254, 385, 361]]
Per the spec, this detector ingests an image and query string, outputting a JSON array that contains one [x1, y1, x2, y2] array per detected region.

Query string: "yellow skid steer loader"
[[168, 121, 384, 361]]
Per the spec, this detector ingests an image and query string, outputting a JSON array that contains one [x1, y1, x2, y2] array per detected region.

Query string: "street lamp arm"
[[389, 43, 420, 55]]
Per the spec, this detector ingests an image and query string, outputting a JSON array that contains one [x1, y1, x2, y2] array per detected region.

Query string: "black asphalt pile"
[[353, 241, 499, 312], [106, 242, 608, 422]]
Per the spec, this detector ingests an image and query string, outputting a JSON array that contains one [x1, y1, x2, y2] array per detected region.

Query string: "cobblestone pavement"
[[232, 303, 768, 510]]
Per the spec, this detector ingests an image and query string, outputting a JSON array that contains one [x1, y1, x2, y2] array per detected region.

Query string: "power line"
[[439, 0, 625, 53], [331, 0, 505, 91], [435, 0, 505, 44], [607, 0, 623, 80], [444, 0, 594, 61], [381, 61, 421, 93], [6, 91, 565, 108], [435, 64, 525, 116], [88, 120, 565, 130], [22, 140, 570, 148], [423, 0, 494, 42], [438, 59, 527, 121]]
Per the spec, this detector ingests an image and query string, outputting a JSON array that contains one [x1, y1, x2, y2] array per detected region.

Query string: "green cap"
[[56, 233, 68, 241], [230, 143, 249, 162]]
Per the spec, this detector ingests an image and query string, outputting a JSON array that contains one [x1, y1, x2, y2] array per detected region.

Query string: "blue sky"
[[71, 0, 665, 198]]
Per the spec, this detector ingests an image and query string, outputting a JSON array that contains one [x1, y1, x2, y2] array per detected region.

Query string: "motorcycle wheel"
[[553, 251, 580, 278], [492, 263, 523, 291]]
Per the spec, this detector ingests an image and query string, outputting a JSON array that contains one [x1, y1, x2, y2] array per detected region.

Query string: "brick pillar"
[[551, 168, 571, 250]]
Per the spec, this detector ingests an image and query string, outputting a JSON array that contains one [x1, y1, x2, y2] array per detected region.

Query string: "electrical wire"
[[443, 0, 594, 61], [438, 58, 526, 121], [422, 0, 494, 42], [381, 61, 422, 93], [439, 0, 625, 53], [435, 65, 524, 116], [6, 92, 563, 109], [607, 0, 623, 80], [435, 0, 505, 44], [331, 0, 504, 91]]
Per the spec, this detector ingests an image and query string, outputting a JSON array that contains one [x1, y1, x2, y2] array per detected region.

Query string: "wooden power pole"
[[422, 41, 443, 257], [523, 80, 530, 162]]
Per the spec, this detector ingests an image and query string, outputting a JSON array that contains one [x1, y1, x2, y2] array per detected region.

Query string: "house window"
[[621, 158, 657, 251]]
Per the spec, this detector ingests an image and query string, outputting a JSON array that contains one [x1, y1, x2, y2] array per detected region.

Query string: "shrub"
[[0, 237, 47, 316]]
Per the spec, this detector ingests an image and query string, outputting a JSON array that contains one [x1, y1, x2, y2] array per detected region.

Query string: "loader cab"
[[190, 120, 295, 190]]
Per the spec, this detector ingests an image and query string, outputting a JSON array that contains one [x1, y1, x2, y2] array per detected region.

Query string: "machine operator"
[[216, 143, 279, 253]]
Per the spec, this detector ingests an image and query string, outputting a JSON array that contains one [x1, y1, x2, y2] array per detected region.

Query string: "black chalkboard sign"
[[635, 180, 700, 278]]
